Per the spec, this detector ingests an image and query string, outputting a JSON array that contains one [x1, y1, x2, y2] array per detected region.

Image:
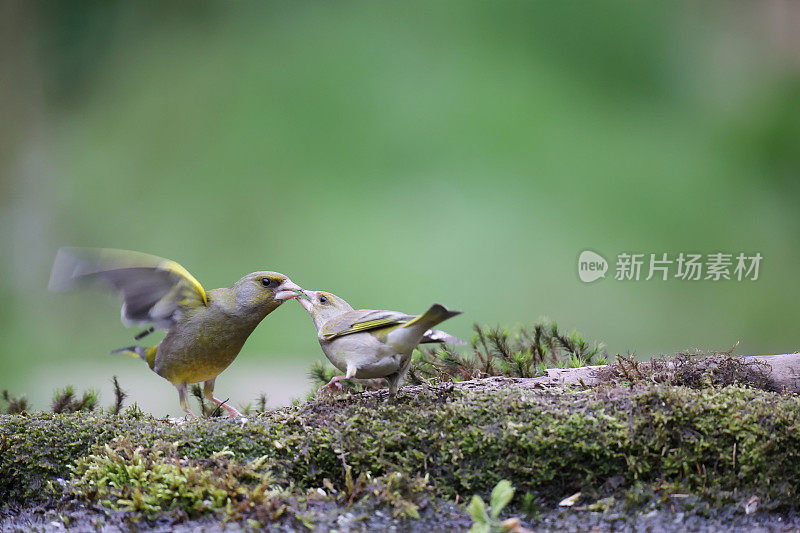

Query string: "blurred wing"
[[321, 309, 414, 341], [421, 329, 466, 345], [49, 247, 207, 329]]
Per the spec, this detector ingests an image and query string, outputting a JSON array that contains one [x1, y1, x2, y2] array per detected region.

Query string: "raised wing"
[[49, 247, 208, 330], [321, 309, 414, 341]]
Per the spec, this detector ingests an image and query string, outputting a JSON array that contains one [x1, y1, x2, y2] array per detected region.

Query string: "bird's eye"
[[261, 278, 272, 287], [319, 295, 328, 303]]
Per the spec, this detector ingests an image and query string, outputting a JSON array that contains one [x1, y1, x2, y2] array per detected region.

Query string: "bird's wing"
[[321, 309, 414, 341], [49, 247, 208, 330]]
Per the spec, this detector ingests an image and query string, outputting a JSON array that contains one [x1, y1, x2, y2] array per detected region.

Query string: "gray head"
[[297, 290, 354, 329]]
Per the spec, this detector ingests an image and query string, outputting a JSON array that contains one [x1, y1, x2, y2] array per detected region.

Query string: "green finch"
[[49, 247, 303, 418], [297, 290, 463, 395]]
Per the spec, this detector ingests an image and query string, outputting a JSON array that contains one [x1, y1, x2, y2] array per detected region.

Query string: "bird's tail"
[[421, 329, 467, 345], [402, 304, 462, 334], [112, 345, 158, 370]]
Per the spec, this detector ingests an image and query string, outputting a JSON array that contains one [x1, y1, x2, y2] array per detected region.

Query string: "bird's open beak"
[[274, 280, 303, 301]]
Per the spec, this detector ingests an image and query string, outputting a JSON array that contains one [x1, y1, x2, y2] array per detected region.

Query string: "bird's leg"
[[317, 366, 357, 394], [203, 378, 241, 418], [386, 373, 402, 398], [177, 382, 197, 419], [386, 357, 411, 399]]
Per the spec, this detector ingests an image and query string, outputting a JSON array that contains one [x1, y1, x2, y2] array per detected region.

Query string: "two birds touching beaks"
[[48, 248, 463, 418]]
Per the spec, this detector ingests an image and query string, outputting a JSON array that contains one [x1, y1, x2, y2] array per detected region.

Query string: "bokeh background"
[[2, 1, 799, 415]]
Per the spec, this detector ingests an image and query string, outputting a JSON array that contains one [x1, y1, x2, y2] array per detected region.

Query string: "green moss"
[[1, 389, 29, 414], [69, 440, 247, 518], [2, 384, 799, 515], [67, 437, 434, 525], [51, 385, 98, 414]]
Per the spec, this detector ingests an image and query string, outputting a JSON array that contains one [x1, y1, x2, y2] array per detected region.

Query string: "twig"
[[211, 398, 230, 418]]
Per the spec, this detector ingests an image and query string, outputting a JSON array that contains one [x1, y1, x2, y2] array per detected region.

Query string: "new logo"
[[578, 250, 608, 283]]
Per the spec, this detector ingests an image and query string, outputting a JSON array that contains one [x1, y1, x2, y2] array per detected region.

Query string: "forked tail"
[[402, 303, 462, 334]]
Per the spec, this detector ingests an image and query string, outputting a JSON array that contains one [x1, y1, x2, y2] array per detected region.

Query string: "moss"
[[598, 350, 778, 392], [2, 384, 799, 516], [66, 437, 435, 526], [1, 389, 28, 414], [68, 440, 250, 519], [51, 385, 98, 413]]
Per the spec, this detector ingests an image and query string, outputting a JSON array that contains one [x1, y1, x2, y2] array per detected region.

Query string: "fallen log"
[[358, 352, 800, 398], [520, 352, 800, 392]]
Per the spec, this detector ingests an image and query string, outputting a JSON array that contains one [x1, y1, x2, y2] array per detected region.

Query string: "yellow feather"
[[323, 318, 402, 340], [160, 260, 208, 306], [145, 345, 158, 369]]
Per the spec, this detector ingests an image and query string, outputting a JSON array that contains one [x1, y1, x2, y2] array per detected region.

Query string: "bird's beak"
[[274, 280, 303, 301], [296, 290, 313, 312]]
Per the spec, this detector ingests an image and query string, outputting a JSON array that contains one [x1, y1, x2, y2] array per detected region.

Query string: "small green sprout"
[[468, 479, 522, 532]]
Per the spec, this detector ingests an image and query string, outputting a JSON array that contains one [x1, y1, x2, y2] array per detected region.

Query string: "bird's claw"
[[317, 376, 345, 394], [317, 383, 334, 393]]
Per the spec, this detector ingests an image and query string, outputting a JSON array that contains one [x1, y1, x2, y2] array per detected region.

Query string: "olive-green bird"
[[297, 290, 463, 395], [48, 247, 303, 418]]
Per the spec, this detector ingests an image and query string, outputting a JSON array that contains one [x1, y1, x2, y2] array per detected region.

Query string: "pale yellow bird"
[[297, 290, 463, 395]]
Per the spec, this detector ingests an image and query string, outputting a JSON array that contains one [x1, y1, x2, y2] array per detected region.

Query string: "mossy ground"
[[2, 379, 800, 530]]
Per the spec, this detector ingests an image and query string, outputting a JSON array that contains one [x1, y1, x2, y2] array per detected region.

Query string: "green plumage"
[[50, 247, 303, 417]]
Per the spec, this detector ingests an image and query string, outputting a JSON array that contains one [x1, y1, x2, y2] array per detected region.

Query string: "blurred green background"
[[2, 2, 799, 414]]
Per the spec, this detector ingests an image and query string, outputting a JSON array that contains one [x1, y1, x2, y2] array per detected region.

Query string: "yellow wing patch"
[[322, 318, 403, 341], [160, 259, 208, 306]]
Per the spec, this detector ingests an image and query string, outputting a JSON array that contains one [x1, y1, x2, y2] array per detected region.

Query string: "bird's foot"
[[208, 396, 241, 418], [318, 375, 346, 393], [222, 404, 242, 418]]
